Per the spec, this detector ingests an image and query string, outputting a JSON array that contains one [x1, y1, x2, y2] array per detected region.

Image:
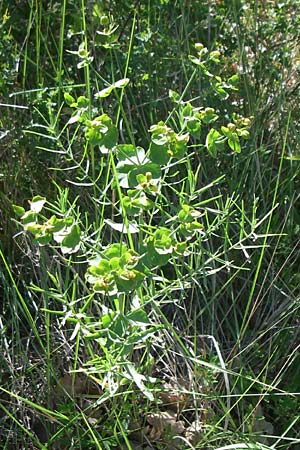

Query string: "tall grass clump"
[[1, 1, 300, 449]]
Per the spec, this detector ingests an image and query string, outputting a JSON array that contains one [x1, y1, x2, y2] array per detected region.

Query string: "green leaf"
[[29, 196, 46, 213], [209, 50, 221, 63], [189, 55, 202, 66], [47, 215, 65, 233], [168, 89, 181, 103], [117, 146, 146, 165], [110, 313, 128, 338], [68, 108, 88, 125], [114, 78, 130, 89], [88, 259, 111, 277], [21, 210, 38, 225], [64, 92, 75, 106], [101, 312, 116, 328], [85, 114, 118, 152], [201, 107, 218, 124], [119, 249, 139, 270], [127, 326, 162, 345], [149, 142, 169, 164], [25, 223, 44, 234], [128, 164, 161, 188], [228, 73, 239, 86], [116, 145, 160, 188], [116, 144, 139, 161], [221, 126, 230, 138], [105, 219, 139, 234], [77, 96, 89, 108], [99, 126, 118, 153], [116, 269, 145, 293], [151, 134, 169, 146], [61, 224, 81, 250], [186, 118, 201, 135], [124, 363, 154, 401], [173, 132, 189, 158], [149, 122, 189, 162], [127, 309, 150, 325], [95, 78, 130, 98], [175, 241, 188, 255], [213, 82, 229, 99], [143, 227, 178, 269], [228, 134, 241, 153], [238, 129, 250, 139], [206, 128, 225, 158], [104, 243, 128, 259], [95, 85, 113, 98], [13, 205, 25, 217], [92, 277, 116, 295], [182, 103, 194, 117], [34, 233, 52, 246], [123, 195, 140, 215]]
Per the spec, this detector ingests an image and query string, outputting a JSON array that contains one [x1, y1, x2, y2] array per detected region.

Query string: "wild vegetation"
[[0, 1, 300, 449]]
